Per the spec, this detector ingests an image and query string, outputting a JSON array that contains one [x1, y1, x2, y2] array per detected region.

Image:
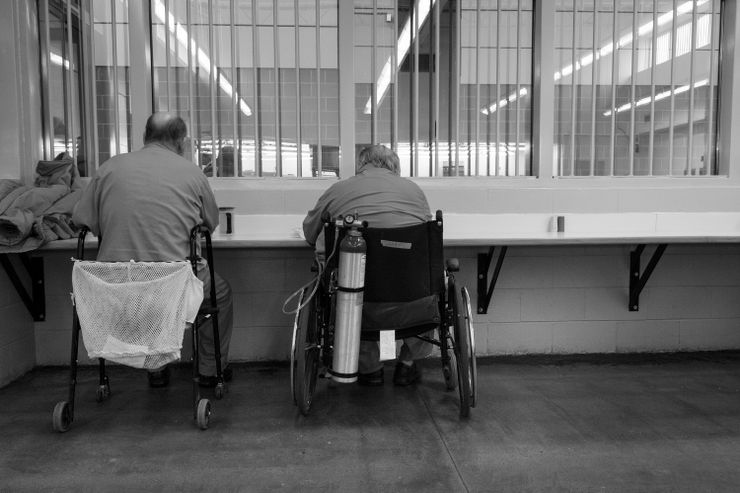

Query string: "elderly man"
[[303, 144, 432, 386], [73, 112, 233, 389]]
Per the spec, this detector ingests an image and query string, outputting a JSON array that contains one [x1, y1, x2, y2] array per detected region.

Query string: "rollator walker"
[[291, 210, 477, 417], [52, 225, 226, 432]]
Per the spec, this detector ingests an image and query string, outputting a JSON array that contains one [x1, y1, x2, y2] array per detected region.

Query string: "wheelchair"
[[52, 225, 226, 432], [291, 210, 477, 418]]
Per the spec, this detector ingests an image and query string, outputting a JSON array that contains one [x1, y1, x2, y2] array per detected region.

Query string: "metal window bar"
[[208, 0, 217, 176], [495, 3, 500, 176], [252, 0, 262, 175], [273, 0, 282, 177], [111, 0, 120, 155], [413, 0, 419, 176], [431, 2, 442, 176], [649, 0, 657, 176], [629, 0, 637, 176], [474, 0, 480, 176], [514, 0, 521, 176], [187, 0, 196, 165], [61, 2, 70, 156], [86, 0, 99, 171], [687, 0, 697, 175], [371, 0, 377, 145], [668, 0, 677, 176], [315, 0, 322, 176], [569, 2, 576, 177], [392, 0, 399, 153], [39, 0, 52, 159], [706, 0, 717, 175], [589, 1, 597, 176], [67, 0, 78, 165], [164, 0, 171, 110], [294, 0, 302, 177], [609, 0, 617, 175], [454, 0, 460, 176], [231, 0, 238, 176]]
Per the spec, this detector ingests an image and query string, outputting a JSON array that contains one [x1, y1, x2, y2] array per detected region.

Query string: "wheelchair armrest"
[[446, 258, 460, 272]]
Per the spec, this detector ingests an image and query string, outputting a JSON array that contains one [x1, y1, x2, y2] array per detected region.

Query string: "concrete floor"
[[1, 353, 740, 492]]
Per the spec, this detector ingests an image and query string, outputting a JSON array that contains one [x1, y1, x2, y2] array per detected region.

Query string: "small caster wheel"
[[52, 401, 72, 433], [196, 398, 211, 430], [214, 383, 225, 400], [443, 351, 458, 391], [96, 383, 111, 403]]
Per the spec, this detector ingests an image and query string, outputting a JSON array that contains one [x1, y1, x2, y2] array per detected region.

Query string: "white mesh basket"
[[72, 260, 204, 370]]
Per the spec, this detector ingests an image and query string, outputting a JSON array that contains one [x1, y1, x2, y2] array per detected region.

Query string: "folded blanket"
[[0, 158, 82, 253]]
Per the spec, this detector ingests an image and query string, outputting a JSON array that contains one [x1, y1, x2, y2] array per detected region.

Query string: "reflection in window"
[[151, 0, 339, 178], [554, 0, 722, 177], [355, 0, 534, 177], [40, 0, 89, 176]]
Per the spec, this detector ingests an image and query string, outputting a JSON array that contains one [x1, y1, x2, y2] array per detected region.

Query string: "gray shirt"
[[302, 167, 431, 248], [73, 143, 219, 262]]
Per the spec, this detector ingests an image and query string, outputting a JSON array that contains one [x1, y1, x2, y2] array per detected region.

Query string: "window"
[[554, 0, 722, 177], [39, 0, 90, 175], [355, 0, 534, 177], [151, 0, 339, 178]]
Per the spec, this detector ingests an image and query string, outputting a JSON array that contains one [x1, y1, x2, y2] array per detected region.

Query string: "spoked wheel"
[[441, 331, 458, 391], [294, 295, 321, 416], [52, 401, 72, 433], [290, 288, 307, 405], [461, 287, 478, 408], [196, 398, 211, 430], [449, 279, 472, 418]]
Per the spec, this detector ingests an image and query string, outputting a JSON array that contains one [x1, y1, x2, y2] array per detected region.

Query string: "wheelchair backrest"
[[324, 216, 445, 303]]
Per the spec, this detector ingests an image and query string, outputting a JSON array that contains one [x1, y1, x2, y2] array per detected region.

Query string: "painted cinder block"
[[583, 287, 645, 322], [0, 335, 34, 388], [551, 255, 626, 288], [487, 322, 553, 355], [520, 288, 586, 322], [616, 320, 681, 352], [679, 319, 740, 350], [642, 286, 716, 320], [552, 321, 617, 353]]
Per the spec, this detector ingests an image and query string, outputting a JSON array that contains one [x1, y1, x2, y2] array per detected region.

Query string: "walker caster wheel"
[[196, 398, 211, 430], [52, 401, 72, 433], [214, 383, 225, 400], [96, 382, 111, 402]]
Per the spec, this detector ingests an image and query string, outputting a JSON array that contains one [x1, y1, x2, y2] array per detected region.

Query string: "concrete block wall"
[[0, 264, 35, 387], [31, 242, 740, 366]]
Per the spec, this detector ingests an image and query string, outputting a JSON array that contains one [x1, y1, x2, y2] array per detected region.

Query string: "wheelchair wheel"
[[449, 279, 472, 418], [196, 398, 211, 430], [290, 288, 307, 405], [52, 401, 72, 433], [461, 286, 478, 408], [441, 328, 457, 391], [294, 295, 321, 416]]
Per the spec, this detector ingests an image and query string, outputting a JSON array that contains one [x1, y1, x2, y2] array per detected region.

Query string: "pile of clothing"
[[0, 157, 83, 252]]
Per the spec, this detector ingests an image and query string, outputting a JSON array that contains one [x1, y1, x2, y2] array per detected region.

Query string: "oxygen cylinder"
[[331, 225, 366, 383]]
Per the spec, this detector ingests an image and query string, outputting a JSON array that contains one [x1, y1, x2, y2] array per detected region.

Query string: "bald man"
[[73, 112, 233, 389]]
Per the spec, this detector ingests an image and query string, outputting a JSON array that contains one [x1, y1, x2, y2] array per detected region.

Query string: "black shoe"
[[148, 367, 170, 388], [393, 362, 421, 386], [198, 366, 233, 388], [358, 368, 384, 386]]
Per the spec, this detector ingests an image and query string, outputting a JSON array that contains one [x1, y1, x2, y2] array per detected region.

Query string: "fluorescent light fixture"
[[364, 0, 436, 115], [49, 52, 70, 69], [152, 0, 252, 117], [602, 78, 708, 116], [481, 87, 528, 115]]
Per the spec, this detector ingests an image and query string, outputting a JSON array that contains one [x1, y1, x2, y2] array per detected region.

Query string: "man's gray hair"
[[357, 144, 400, 175]]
